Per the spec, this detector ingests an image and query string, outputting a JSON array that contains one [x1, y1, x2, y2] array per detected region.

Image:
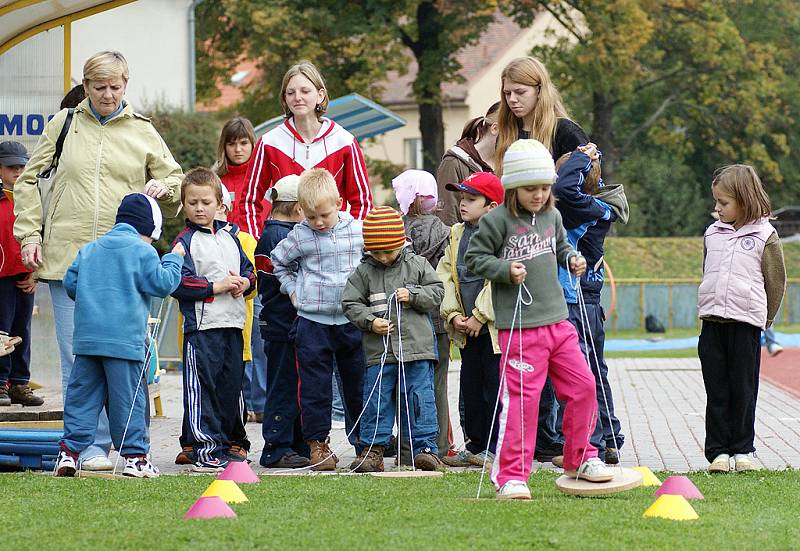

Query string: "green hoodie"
[[342, 247, 444, 367], [465, 205, 577, 330]]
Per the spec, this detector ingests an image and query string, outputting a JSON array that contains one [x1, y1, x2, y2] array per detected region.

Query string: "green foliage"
[[147, 109, 224, 250], [531, 1, 800, 235], [5, 471, 800, 548]]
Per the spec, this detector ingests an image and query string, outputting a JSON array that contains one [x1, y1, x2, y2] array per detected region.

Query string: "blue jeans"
[[359, 360, 438, 457], [244, 298, 268, 414], [61, 355, 149, 456], [49, 281, 112, 462], [762, 328, 780, 348]]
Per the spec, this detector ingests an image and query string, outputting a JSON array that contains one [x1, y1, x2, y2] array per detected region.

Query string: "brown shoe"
[[414, 449, 447, 471], [175, 446, 195, 465], [0, 386, 10, 407], [308, 439, 337, 471], [8, 384, 43, 407], [349, 446, 385, 473]]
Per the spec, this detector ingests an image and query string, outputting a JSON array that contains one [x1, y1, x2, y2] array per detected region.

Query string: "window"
[[404, 138, 423, 169]]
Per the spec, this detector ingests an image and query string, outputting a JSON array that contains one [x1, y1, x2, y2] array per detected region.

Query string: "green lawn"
[[3, 470, 799, 549], [605, 237, 800, 279]]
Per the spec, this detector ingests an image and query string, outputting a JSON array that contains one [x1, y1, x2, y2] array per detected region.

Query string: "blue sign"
[[0, 114, 56, 136]]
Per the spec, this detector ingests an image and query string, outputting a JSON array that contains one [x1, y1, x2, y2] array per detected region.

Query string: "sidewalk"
[[15, 357, 800, 474]]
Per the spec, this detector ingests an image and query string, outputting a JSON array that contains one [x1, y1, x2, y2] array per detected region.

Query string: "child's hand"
[[213, 275, 237, 295], [372, 318, 394, 335], [452, 314, 469, 335], [578, 143, 600, 161], [16, 273, 37, 294], [396, 287, 410, 303], [510, 262, 527, 284], [464, 316, 484, 338], [290, 292, 297, 307], [228, 271, 250, 298], [569, 254, 587, 277], [171, 242, 186, 257]]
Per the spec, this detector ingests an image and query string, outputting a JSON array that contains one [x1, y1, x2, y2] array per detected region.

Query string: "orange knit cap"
[[362, 206, 407, 252]]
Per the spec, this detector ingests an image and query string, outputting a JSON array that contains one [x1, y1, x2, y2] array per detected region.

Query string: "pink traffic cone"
[[655, 475, 704, 500], [218, 461, 260, 483], [184, 496, 237, 519]]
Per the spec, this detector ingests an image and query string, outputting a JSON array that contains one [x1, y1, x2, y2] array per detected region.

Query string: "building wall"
[[71, 0, 193, 111]]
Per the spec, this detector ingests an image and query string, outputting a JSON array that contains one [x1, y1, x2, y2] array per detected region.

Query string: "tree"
[[525, 1, 795, 235], [196, 1, 497, 173]]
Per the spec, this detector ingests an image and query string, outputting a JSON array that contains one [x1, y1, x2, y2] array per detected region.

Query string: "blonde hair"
[[214, 117, 256, 177], [504, 187, 555, 219], [83, 51, 129, 83], [181, 167, 224, 205], [298, 168, 339, 212], [712, 164, 772, 224], [555, 152, 602, 195], [496, 57, 568, 176], [280, 60, 329, 118]]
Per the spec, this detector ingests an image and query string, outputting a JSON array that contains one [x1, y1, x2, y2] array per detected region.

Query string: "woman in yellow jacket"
[[13, 51, 183, 471]]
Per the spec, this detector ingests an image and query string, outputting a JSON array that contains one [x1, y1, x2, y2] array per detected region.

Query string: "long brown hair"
[[495, 57, 569, 176], [214, 117, 256, 177], [460, 102, 500, 143], [712, 164, 772, 224]]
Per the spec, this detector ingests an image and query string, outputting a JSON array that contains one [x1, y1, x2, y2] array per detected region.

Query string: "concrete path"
[[12, 357, 800, 474]]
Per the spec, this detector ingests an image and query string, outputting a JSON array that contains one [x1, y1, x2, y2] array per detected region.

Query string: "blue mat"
[[606, 332, 800, 351]]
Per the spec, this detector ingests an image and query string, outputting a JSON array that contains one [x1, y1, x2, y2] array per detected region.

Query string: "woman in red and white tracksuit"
[[235, 61, 373, 237]]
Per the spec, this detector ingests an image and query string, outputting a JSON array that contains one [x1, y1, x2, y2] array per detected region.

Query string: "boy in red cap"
[[0, 141, 42, 406], [438, 172, 504, 467], [342, 206, 445, 472]]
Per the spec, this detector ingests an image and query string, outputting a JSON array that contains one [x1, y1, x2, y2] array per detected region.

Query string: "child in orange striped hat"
[[342, 206, 446, 472]]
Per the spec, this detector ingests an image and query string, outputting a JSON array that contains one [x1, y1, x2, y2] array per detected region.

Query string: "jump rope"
[[475, 261, 622, 497]]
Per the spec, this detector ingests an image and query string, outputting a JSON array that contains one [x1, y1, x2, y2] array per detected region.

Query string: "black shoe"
[[605, 447, 619, 465], [534, 443, 563, 462], [383, 435, 397, 457], [265, 451, 310, 469]]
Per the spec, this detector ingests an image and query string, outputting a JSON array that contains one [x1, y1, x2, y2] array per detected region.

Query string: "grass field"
[[605, 237, 800, 279], [3, 470, 798, 550]]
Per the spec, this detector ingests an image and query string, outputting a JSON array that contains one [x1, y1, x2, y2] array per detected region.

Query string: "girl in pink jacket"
[[698, 164, 785, 474]]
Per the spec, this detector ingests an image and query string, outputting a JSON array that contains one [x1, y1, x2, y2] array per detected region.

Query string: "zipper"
[[305, 144, 310, 160], [92, 128, 104, 240]]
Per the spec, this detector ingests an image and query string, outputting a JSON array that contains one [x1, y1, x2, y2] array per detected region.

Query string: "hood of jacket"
[[403, 214, 450, 266], [596, 183, 630, 224]]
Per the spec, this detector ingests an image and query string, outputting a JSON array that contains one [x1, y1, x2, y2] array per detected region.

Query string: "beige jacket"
[[13, 98, 183, 280], [437, 223, 499, 352]]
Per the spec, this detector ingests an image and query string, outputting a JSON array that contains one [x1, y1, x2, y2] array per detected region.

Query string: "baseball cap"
[[0, 141, 29, 167], [270, 174, 300, 202], [445, 172, 504, 205]]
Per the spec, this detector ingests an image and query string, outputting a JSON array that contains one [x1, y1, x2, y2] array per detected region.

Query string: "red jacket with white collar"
[[222, 159, 272, 232], [1, 189, 31, 278], [236, 117, 373, 237]]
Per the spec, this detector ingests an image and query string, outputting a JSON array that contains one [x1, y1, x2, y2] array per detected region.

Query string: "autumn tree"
[[196, 1, 496, 172]]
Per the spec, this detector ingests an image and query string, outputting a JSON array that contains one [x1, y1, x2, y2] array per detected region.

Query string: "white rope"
[[395, 294, 416, 471], [569, 269, 623, 476], [476, 282, 532, 498], [112, 297, 166, 475]]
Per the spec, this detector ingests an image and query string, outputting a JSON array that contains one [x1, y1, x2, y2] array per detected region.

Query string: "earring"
[[315, 104, 323, 113]]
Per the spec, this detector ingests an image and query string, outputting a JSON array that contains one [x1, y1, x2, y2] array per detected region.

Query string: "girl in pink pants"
[[464, 139, 614, 499]]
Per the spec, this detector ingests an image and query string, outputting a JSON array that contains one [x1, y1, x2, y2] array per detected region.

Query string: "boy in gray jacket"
[[270, 168, 365, 471], [342, 206, 445, 472]]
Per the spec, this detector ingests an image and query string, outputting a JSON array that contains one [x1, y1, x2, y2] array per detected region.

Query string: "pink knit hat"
[[391, 169, 438, 215]]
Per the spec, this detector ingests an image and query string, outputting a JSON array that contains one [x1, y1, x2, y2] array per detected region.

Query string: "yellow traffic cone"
[[642, 494, 698, 521], [201, 479, 248, 504], [632, 466, 662, 487]]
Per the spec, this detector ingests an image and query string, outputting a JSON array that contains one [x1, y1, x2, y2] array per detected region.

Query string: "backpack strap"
[[52, 108, 75, 169]]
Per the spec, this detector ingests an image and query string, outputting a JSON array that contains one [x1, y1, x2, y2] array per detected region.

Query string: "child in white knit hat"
[[464, 139, 613, 500]]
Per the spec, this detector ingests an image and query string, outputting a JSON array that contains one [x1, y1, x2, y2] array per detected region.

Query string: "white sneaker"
[[566, 457, 614, 482], [497, 480, 532, 500], [55, 450, 77, 477], [708, 453, 731, 473], [123, 455, 161, 478], [80, 455, 113, 471], [734, 453, 755, 472], [767, 343, 784, 357]]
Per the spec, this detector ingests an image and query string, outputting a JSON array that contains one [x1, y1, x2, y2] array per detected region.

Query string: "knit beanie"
[[501, 139, 555, 190], [362, 206, 407, 252], [116, 193, 163, 240]]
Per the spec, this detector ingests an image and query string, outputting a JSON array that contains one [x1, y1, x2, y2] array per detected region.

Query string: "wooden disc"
[[555, 467, 643, 496], [372, 470, 444, 478], [76, 471, 130, 480]]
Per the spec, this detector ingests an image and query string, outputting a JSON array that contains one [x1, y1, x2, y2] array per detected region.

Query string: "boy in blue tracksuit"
[[254, 175, 310, 468], [172, 168, 256, 472], [553, 143, 630, 464], [55, 194, 184, 478], [270, 168, 365, 471]]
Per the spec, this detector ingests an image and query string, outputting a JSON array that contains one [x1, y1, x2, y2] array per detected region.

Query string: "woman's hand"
[[144, 179, 169, 199], [21, 243, 43, 270]]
